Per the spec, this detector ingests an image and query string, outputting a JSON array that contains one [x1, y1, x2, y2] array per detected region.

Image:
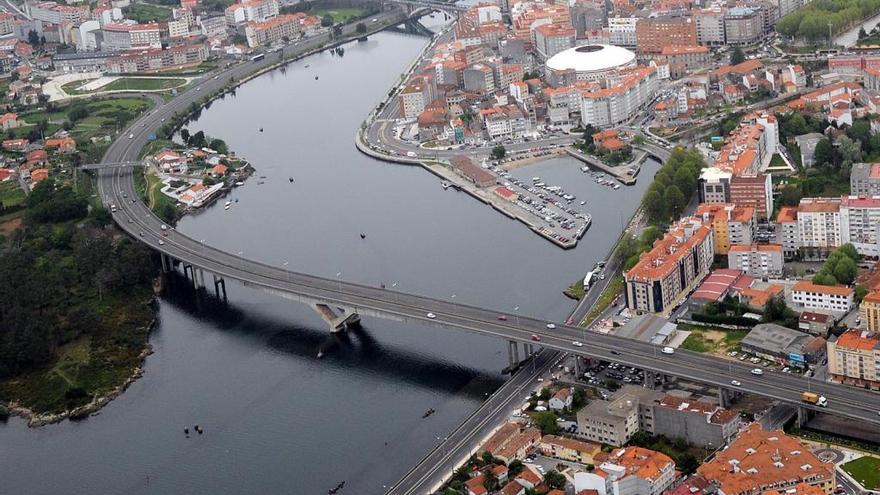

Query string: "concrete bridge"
[[386, 0, 468, 13]]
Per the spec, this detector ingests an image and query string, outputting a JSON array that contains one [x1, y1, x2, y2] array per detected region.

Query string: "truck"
[[801, 392, 828, 407]]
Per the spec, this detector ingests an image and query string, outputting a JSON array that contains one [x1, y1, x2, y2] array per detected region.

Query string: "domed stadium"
[[545, 44, 637, 81]]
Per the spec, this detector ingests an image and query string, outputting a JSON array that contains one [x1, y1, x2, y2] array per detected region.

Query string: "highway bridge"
[[91, 23, 880, 429]]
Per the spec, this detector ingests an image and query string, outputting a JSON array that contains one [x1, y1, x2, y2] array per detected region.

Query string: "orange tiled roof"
[[792, 280, 853, 297], [835, 329, 880, 350]]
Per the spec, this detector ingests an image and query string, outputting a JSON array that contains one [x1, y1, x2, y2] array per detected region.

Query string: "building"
[[533, 23, 575, 60], [244, 13, 318, 48], [450, 155, 495, 188], [723, 7, 763, 45], [576, 387, 645, 446], [480, 423, 541, 463], [791, 280, 854, 313], [545, 44, 636, 82], [795, 133, 824, 168], [695, 203, 756, 255], [635, 15, 697, 55], [399, 81, 429, 119], [796, 198, 841, 254], [624, 217, 714, 314], [101, 22, 162, 50], [27, 1, 89, 25], [105, 43, 208, 73], [775, 206, 799, 259], [741, 323, 827, 367], [601, 447, 677, 495], [851, 162, 880, 197], [694, 8, 725, 46], [548, 387, 572, 411], [580, 67, 658, 127], [538, 435, 602, 463], [727, 244, 784, 278], [860, 290, 880, 332], [839, 195, 880, 257], [225, 0, 279, 25], [650, 395, 741, 448], [798, 312, 834, 336], [608, 16, 638, 47], [698, 425, 836, 495], [826, 329, 880, 390], [657, 45, 710, 79]]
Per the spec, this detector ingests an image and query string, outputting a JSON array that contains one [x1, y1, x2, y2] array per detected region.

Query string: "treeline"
[[813, 243, 859, 285], [776, 0, 880, 41], [642, 147, 707, 225], [0, 180, 155, 381]]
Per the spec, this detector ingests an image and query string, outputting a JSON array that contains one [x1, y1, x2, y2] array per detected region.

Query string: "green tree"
[[321, 14, 334, 27], [189, 130, 207, 148], [813, 138, 834, 167], [508, 459, 524, 477], [491, 145, 506, 160], [677, 453, 700, 474], [356, 22, 367, 33], [532, 411, 560, 435], [839, 243, 859, 261], [209, 138, 228, 155], [27, 29, 39, 47], [543, 471, 567, 489], [643, 188, 666, 224], [483, 469, 499, 491], [847, 120, 871, 150], [833, 256, 857, 284], [730, 46, 746, 65], [180, 128, 190, 145], [779, 184, 802, 206], [674, 166, 696, 194], [664, 185, 686, 219]]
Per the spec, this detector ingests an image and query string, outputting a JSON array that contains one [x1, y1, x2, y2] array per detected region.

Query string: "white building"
[[580, 66, 657, 128], [694, 7, 725, 46], [840, 195, 880, 257], [792, 280, 854, 312], [399, 82, 427, 120], [225, 0, 279, 25], [607, 16, 637, 47], [727, 244, 784, 278], [797, 197, 841, 251]]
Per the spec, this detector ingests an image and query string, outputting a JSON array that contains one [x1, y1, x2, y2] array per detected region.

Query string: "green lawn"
[[100, 77, 187, 92], [582, 275, 624, 325], [679, 327, 749, 355], [313, 7, 367, 23], [842, 456, 880, 490], [0, 180, 25, 208], [123, 2, 172, 22]]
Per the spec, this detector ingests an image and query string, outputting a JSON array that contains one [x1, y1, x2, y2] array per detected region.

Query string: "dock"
[[565, 147, 639, 185]]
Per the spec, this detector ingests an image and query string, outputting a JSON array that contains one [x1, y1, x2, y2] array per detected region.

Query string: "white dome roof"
[[546, 44, 636, 74]]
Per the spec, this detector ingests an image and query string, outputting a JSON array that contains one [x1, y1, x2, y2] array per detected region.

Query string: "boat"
[[288, 177, 294, 183], [257, 180, 265, 185], [580, 201, 586, 205], [259, 127, 263, 132], [441, 181, 450, 190], [422, 408, 435, 418], [305, 64, 310, 68], [580, 166, 589, 172], [613, 184, 621, 190], [360, 233, 366, 239], [225, 200, 232, 207], [315, 76, 319, 80], [235, 181, 245, 186]]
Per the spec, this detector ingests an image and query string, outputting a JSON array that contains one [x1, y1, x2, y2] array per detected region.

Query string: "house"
[[465, 474, 488, 495], [0, 168, 16, 182], [0, 112, 18, 129], [154, 149, 187, 174], [539, 435, 602, 463], [548, 387, 573, 411], [499, 481, 525, 495], [494, 186, 518, 202], [2, 138, 28, 152], [25, 149, 47, 166], [211, 163, 228, 177], [798, 312, 833, 336], [791, 280, 854, 313], [30, 168, 49, 183], [45, 137, 76, 153]]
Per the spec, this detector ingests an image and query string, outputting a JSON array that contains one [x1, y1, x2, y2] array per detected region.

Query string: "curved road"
[[94, 29, 880, 431]]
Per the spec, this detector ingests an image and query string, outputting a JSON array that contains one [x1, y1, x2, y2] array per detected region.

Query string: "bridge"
[[80, 160, 144, 171], [386, 0, 468, 13], [89, 26, 880, 429]]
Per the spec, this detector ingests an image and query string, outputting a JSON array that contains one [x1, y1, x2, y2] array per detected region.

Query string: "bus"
[[251, 53, 265, 62]]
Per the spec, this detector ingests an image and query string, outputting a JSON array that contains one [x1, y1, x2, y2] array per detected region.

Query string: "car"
[[751, 368, 764, 376], [128, 133, 134, 139], [572, 341, 583, 347], [426, 312, 436, 319], [497, 315, 508, 321], [731, 380, 742, 387], [162, 231, 168, 237], [160, 224, 168, 231], [531, 334, 541, 342], [611, 350, 620, 355], [546, 323, 556, 329], [158, 239, 165, 245], [661, 346, 675, 354], [196, 87, 201, 91]]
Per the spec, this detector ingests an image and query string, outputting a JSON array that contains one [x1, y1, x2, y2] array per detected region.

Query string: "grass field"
[[842, 456, 880, 490], [18, 97, 153, 142], [581, 275, 624, 325], [0, 180, 26, 209], [680, 327, 748, 355], [101, 77, 187, 92], [313, 7, 367, 23], [123, 2, 172, 22]]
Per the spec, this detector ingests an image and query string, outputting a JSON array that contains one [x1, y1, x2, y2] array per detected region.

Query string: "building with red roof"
[[827, 329, 880, 389]]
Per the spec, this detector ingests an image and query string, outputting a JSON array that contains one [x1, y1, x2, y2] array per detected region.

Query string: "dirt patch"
[[0, 215, 23, 235]]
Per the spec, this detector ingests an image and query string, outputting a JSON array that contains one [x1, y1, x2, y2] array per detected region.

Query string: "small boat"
[[235, 181, 245, 186], [441, 181, 449, 190], [224, 200, 232, 207], [259, 127, 263, 132], [235, 198, 239, 203], [315, 76, 319, 80], [580, 166, 589, 172], [259, 175, 267, 179], [360, 233, 366, 239], [288, 177, 294, 183], [580, 201, 586, 205], [422, 408, 435, 418], [257, 180, 265, 185], [305, 64, 310, 68]]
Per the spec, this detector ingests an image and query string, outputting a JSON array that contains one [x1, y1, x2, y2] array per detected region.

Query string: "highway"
[[93, 14, 880, 443]]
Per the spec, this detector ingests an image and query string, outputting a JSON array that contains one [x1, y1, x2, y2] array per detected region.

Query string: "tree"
[[209, 138, 228, 155], [837, 135, 862, 165], [179, 128, 190, 145], [491, 145, 506, 160], [356, 22, 367, 34], [507, 460, 524, 477], [640, 225, 664, 245], [779, 184, 802, 206], [27, 30, 39, 47], [483, 469, 499, 491], [321, 14, 334, 27], [189, 130, 206, 148], [531, 411, 561, 435], [762, 294, 789, 323], [730, 46, 746, 66], [847, 120, 871, 150], [832, 256, 857, 285], [839, 243, 859, 262], [643, 188, 666, 224], [543, 471, 567, 489], [664, 185, 686, 219], [674, 166, 695, 195], [677, 453, 700, 474], [813, 138, 834, 167]]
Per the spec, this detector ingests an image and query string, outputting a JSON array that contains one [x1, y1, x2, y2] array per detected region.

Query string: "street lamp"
[[282, 260, 289, 283], [451, 293, 457, 315], [514, 306, 520, 327], [237, 250, 244, 271], [336, 272, 342, 294]]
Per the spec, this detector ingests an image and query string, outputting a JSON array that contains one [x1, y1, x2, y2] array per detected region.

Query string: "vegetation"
[[122, 2, 172, 22], [100, 77, 187, 92], [491, 145, 506, 160], [582, 275, 624, 324], [776, 0, 880, 41], [642, 147, 706, 225], [841, 456, 880, 489], [531, 410, 561, 435], [680, 327, 749, 354], [762, 295, 800, 329], [312, 7, 368, 23], [0, 179, 156, 414], [627, 431, 701, 474], [616, 225, 664, 270], [730, 46, 746, 65], [812, 243, 859, 285]]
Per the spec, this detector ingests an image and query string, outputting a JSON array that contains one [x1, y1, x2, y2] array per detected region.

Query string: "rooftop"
[[546, 44, 636, 74]]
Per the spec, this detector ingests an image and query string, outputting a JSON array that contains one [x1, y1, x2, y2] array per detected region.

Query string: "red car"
[[497, 315, 508, 321], [531, 334, 541, 342], [565, 318, 575, 325]]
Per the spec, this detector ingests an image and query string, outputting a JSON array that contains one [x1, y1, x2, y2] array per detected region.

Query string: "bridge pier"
[[507, 340, 522, 368], [718, 387, 731, 408], [183, 264, 194, 284], [213, 274, 227, 303], [311, 303, 360, 332], [796, 406, 811, 427], [194, 268, 206, 290], [644, 370, 657, 389], [160, 254, 171, 273]]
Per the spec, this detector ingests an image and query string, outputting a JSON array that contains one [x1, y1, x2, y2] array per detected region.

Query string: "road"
[[386, 350, 558, 495]]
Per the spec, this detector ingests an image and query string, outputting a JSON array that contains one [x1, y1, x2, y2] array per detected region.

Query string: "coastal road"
[[385, 350, 559, 495]]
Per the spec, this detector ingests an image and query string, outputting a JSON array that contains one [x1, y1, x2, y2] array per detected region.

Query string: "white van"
[[662, 347, 674, 354]]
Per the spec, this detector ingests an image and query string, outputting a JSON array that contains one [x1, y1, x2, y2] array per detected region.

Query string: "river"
[[0, 20, 659, 495]]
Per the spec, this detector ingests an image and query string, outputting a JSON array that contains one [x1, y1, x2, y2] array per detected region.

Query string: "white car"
[[731, 380, 742, 387], [426, 312, 436, 319], [572, 341, 583, 347], [751, 368, 764, 376], [158, 239, 165, 245], [661, 346, 675, 354], [546, 323, 556, 329], [128, 133, 134, 139]]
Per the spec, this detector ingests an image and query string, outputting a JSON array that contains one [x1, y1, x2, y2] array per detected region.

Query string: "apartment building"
[[576, 388, 644, 446], [840, 195, 880, 257], [399, 81, 429, 120], [624, 217, 714, 313], [791, 280, 854, 312], [105, 43, 208, 73], [608, 16, 638, 47], [100, 23, 162, 50], [860, 290, 880, 332], [510, 1, 571, 46], [724, 7, 763, 45], [827, 329, 880, 390], [694, 8, 725, 46], [244, 13, 318, 48], [797, 198, 841, 253], [727, 244, 784, 278], [27, 1, 89, 25], [850, 162, 880, 197], [698, 425, 836, 495], [580, 66, 657, 127], [657, 45, 710, 79], [635, 15, 697, 55], [533, 23, 575, 60], [225, 0, 278, 25], [695, 203, 756, 255], [602, 447, 677, 495]]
